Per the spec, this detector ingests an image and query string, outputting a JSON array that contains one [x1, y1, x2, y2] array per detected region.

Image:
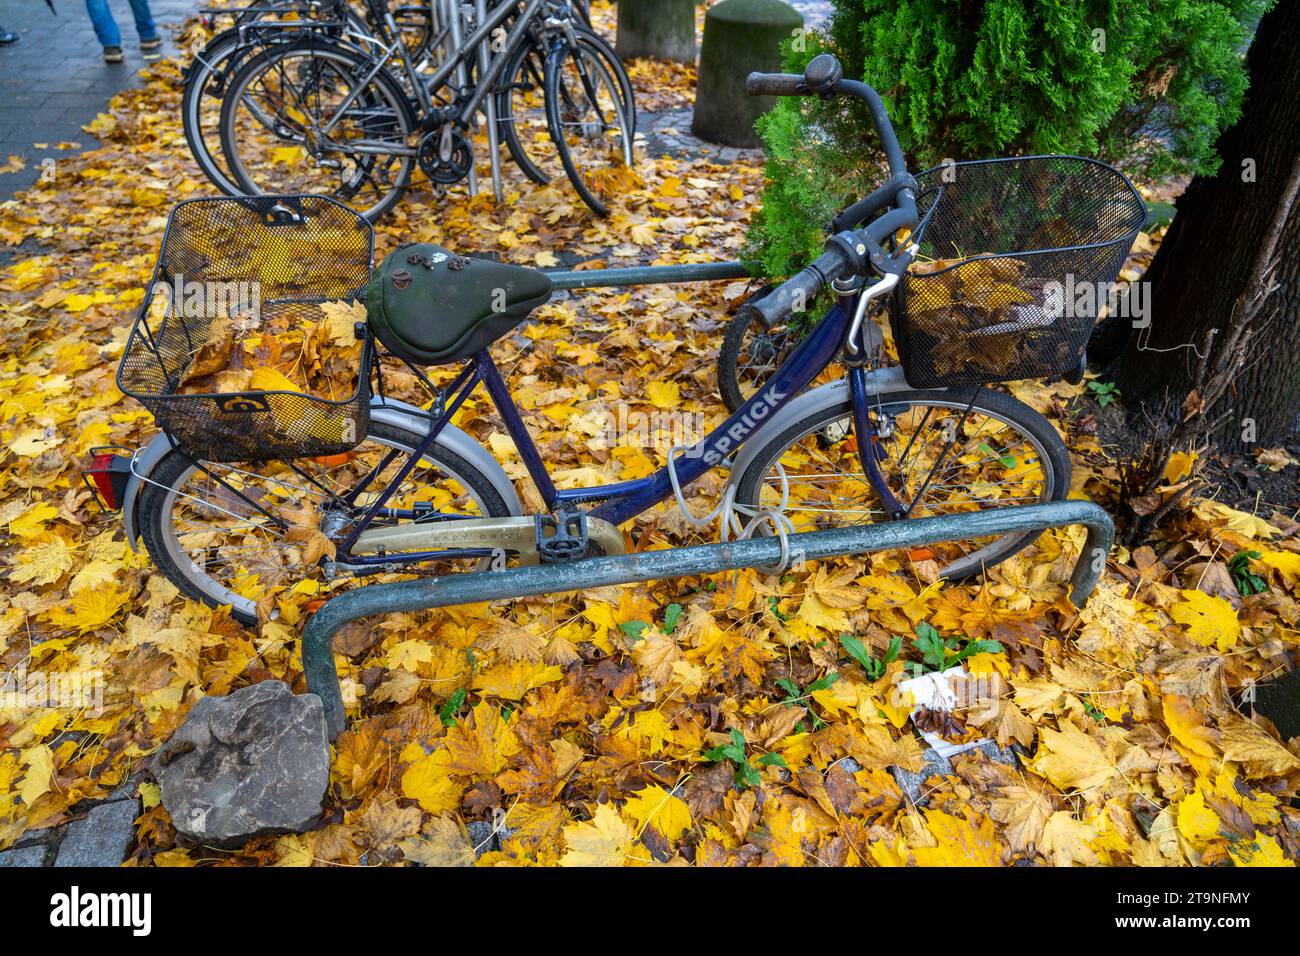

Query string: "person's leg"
[[84, 0, 123, 48], [126, 0, 159, 42]]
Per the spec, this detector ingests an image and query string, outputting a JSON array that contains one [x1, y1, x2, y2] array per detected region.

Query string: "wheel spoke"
[[740, 396, 1061, 575]]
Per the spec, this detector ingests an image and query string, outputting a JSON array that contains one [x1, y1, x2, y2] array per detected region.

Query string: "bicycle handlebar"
[[746, 53, 908, 181], [743, 247, 850, 328], [742, 53, 918, 330], [744, 72, 806, 97]]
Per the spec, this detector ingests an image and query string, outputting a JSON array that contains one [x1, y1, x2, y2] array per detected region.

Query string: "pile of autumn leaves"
[[1, 9, 1298, 865]]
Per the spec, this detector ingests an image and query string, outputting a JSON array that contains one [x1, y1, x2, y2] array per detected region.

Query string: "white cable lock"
[[667, 445, 797, 576]]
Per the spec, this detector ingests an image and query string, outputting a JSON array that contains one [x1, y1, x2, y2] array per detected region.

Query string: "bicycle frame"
[[319, 0, 551, 146], [333, 287, 904, 565]]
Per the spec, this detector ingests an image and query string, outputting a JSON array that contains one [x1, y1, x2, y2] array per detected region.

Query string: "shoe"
[[103, 45, 124, 63], [0, 29, 20, 45], [140, 36, 162, 51]]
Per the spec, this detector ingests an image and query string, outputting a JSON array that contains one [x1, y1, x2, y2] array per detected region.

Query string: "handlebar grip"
[[741, 248, 847, 327], [745, 71, 806, 96]]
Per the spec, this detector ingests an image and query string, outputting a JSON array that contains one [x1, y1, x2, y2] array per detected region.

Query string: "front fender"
[[123, 397, 522, 552], [725, 366, 919, 488]]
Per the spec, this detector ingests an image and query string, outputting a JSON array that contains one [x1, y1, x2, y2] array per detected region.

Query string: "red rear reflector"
[[83, 447, 133, 512], [91, 455, 118, 508]]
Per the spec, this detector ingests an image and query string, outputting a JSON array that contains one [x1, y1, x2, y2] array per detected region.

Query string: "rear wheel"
[[137, 421, 512, 625], [732, 388, 1071, 578]]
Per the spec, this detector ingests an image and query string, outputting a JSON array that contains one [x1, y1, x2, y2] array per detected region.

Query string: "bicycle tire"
[[218, 38, 417, 221], [731, 387, 1072, 579], [544, 33, 635, 215], [183, 28, 303, 195], [497, 27, 635, 188], [137, 420, 513, 626]]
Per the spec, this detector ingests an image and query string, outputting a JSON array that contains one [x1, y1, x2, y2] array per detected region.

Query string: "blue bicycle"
[[109, 54, 1143, 624]]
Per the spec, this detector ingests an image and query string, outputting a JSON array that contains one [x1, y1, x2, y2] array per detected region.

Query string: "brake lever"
[[844, 273, 897, 356], [844, 243, 917, 355]]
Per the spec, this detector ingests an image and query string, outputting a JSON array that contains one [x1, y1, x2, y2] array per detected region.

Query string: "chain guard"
[[417, 127, 473, 185]]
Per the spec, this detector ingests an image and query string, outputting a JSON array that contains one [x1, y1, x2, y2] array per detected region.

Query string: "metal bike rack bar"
[[546, 261, 753, 291], [301, 500, 1113, 738]]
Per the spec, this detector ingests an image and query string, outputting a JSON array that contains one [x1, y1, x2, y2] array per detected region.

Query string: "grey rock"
[[0, 845, 49, 867], [466, 821, 499, 857], [890, 748, 954, 806], [835, 756, 862, 774], [54, 800, 138, 867], [154, 681, 330, 848], [974, 740, 1019, 766]]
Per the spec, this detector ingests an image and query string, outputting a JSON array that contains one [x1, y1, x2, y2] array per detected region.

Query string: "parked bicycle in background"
[[181, 0, 632, 219]]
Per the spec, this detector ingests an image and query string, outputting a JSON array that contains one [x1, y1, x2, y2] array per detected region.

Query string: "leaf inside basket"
[[174, 299, 366, 401]]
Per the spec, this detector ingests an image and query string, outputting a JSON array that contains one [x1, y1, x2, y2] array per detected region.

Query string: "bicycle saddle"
[[365, 243, 553, 365]]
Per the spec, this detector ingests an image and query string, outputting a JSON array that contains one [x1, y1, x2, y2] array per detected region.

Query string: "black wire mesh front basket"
[[117, 195, 375, 463], [892, 156, 1146, 388]]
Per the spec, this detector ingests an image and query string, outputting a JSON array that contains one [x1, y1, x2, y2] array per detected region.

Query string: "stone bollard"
[[616, 0, 697, 64], [692, 0, 803, 148]]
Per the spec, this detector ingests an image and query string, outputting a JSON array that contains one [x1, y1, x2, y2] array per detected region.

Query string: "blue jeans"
[[84, 0, 157, 48]]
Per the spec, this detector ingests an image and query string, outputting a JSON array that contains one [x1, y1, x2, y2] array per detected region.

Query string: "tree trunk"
[[616, 0, 697, 63], [1115, 1, 1300, 450]]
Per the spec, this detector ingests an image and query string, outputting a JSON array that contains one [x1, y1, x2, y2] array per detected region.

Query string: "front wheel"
[[218, 41, 416, 221], [545, 35, 635, 215], [137, 421, 513, 625], [497, 28, 635, 189], [731, 388, 1072, 579]]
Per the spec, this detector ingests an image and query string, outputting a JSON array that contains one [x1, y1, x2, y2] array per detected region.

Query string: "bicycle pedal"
[[535, 511, 589, 563]]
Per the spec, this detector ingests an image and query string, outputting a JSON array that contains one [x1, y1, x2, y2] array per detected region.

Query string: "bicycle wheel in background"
[[497, 27, 635, 188], [495, 37, 554, 185], [218, 40, 417, 221], [732, 388, 1071, 578], [544, 33, 635, 215], [183, 27, 304, 195], [717, 286, 821, 413]]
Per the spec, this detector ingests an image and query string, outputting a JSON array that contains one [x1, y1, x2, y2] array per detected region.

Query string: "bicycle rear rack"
[[301, 500, 1114, 738]]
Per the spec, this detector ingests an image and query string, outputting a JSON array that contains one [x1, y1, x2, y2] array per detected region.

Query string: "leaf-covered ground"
[[1, 4, 1298, 866]]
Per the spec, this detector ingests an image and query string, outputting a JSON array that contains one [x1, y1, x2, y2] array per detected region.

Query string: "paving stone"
[[1247, 667, 1300, 740], [54, 799, 139, 867], [967, 739, 1019, 766], [642, 108, 766, 164], [0, 0, 195, 204], [0, 845, 50, 867]]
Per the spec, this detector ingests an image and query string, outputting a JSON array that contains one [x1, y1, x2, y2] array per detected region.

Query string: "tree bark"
[[1115, 1, 1300, 450], [616, 0, 697, 63]]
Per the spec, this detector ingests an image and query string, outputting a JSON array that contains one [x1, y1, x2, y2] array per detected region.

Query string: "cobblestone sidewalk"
[[0, 0, 197, 200], [0, 780, 141, 867]]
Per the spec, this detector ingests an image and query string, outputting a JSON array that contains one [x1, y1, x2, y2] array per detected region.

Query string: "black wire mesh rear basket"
[[892, 156, 1146, 388], [117, 196, 374, 463]]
